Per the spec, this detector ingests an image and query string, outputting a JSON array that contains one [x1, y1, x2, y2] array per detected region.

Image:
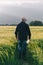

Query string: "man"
[[15, 17, 31, 59]]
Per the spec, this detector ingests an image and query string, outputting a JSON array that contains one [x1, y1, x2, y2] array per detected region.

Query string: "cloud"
[[0, 0, 40, 6], [0, 0, 43, 24]]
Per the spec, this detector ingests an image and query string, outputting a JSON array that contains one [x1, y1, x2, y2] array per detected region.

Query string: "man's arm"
[[15, 26, 18, 39], [27, 25, 31, 40], [26, 25, 31, 44]]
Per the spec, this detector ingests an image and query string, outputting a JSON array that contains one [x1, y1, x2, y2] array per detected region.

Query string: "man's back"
[[15, 17, 31, 59], [15, 22, 31, 41]]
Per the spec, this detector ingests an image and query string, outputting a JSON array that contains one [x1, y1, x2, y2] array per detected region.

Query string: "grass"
[[0, 26, 43, 65]]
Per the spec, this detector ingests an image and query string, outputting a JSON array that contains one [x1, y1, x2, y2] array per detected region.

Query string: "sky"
[[0, 0, 43, 24]]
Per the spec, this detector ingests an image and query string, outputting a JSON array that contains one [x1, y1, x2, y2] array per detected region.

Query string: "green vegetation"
[[0, 26, 43, 65], [30, 21, 43, 26]]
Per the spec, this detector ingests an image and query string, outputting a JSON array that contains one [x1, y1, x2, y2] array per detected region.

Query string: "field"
[[0, 26, 43, 65]]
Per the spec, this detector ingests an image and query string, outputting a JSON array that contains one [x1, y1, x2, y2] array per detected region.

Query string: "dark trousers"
[[18, 41, 27, 59]]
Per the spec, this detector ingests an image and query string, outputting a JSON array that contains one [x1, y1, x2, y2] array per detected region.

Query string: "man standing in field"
[[15, 17, 31, 59]]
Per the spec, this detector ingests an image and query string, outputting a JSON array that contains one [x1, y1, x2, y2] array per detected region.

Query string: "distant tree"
[[5, 24, 9, 26], [9, 24, 17, 26], [29, 21, 43, 26]]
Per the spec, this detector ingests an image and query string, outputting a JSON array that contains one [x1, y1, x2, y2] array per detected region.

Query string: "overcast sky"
[[0, 0, 43, 24]]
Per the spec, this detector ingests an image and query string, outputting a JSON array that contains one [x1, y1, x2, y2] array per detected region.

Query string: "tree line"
[[0, 21, 43, 26], [29, 21, 43, 26]]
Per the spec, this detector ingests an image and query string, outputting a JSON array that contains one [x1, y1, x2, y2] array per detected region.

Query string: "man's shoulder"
[[25, 23, 29, 27], [17, 22, 29, 27], [17, 22, 21, 27]]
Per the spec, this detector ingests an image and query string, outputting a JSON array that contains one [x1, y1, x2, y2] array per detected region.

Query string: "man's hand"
[[26, 39, 30, 44]]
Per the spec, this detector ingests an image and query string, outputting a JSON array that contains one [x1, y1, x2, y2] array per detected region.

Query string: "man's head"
[[22, 17, 27, 22]]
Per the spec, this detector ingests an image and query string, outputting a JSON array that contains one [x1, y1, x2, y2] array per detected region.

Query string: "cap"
[[22, 17, 27, 21]]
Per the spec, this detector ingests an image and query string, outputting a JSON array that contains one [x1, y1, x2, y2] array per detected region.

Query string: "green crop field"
[[0, 26, 43, 65]]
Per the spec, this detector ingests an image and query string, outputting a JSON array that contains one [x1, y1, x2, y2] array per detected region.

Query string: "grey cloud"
[[0, 1, 43, 24]]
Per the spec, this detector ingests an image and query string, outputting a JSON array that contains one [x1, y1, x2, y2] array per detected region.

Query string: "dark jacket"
[[15, 22, 31, 41]]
